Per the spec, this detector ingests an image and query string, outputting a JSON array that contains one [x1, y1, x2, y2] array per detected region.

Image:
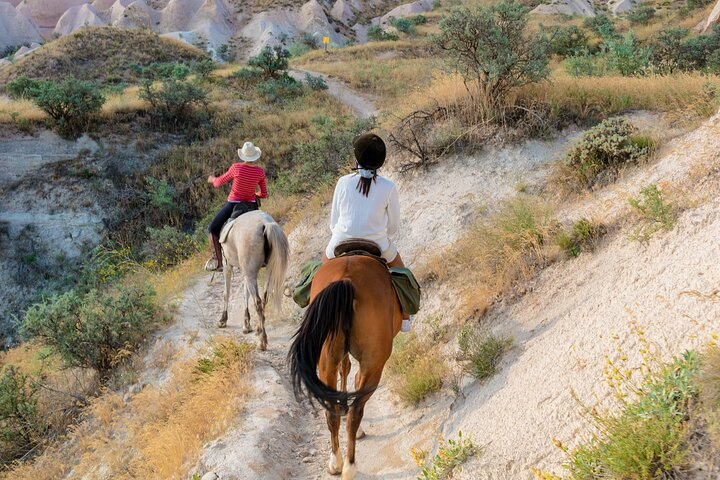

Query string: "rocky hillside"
[[0, 0, 431, 61]]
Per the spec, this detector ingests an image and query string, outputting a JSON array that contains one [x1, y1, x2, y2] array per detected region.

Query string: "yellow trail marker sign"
[[322, 36, 330, 44]]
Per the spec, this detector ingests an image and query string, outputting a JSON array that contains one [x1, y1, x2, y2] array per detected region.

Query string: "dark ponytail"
[[356, 172, 377, 197]]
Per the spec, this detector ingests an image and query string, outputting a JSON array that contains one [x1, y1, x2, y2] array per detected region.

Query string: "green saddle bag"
[[291, 260, 421, 315]]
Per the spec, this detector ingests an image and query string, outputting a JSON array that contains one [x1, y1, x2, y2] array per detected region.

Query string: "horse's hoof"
[[356, 427, 366, 439], [259, 342, 268, 351], [217, 322, 227, 329], [243, 328, 252, 334], [328, 451, 342, 475]]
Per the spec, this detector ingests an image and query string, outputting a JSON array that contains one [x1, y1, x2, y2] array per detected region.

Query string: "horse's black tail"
[[288, 279, 371, 414]]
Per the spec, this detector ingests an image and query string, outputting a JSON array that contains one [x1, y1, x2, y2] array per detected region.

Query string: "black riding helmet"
[[353, 133, 386, 170]]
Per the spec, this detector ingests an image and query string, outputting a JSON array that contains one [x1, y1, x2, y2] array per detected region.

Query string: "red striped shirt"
[[213, 163, 268, 202]]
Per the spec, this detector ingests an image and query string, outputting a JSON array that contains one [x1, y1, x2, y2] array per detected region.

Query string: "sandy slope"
[[178, 77, 720, 479]]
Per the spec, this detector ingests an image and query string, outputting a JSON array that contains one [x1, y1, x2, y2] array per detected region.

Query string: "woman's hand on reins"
[[207, 175, 216, 184]]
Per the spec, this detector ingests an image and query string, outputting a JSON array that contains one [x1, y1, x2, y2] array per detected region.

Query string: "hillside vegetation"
[[0, 27, 206, 86]]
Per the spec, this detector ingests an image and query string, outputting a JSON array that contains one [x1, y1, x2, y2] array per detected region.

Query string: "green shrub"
[[232, 66, 263, 88], [432, 0, 442, 9], [5, 77, 37, 99], [555, 218, 600, 257], [605, 32, 651, 76], [414, 432, 478, 480], [142, 226, 202, 270], [247, 45, 290, 79], [627, 4, 656, 24], [686, 0, 713, 10], [458, 325, 511, 380], [133, 62, 192, 81], [255, 74, 303, 103], [191, 58, 215, 81], [566, 352, 699, 479], [139, 77, 208, 127], [387, 332, 445, 403], [390, 17, 417, 35], [629, 184, 677, 243], [194, 340, 253, 378], [274, 115, 374, 195], [0, 365, 45, 462], [651, 27, 690, 74], [564, 118, 649, 188], [434, 0, 549, 113], [22, 284, 158, 378], [584, 14, 619, 40], [564, 49, 602, 77], [304, 72, 328, 91], [367, 25, 400, 41], [11, 77, 105, 138], [412, 14, 427, 24], [288, 41, 311, 58], [145, 176, 177, 214], [546, 25, 589, 57]]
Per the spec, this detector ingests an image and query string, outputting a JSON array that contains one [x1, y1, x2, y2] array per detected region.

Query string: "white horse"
[[218, 210, 289, 350]]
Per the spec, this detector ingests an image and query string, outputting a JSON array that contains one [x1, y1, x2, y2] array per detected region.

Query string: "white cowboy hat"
[[238, 142, 262, 162]]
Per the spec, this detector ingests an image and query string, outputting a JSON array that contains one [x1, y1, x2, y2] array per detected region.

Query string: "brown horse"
[[288, 254, 402, 479]]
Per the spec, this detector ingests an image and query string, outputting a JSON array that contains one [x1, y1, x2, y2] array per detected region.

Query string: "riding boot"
[[209, 233, 223, 272]]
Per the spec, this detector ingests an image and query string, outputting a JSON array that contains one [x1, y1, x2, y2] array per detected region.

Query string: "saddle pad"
[[219, 218, 236, 244], [334, 239, 382, 258]]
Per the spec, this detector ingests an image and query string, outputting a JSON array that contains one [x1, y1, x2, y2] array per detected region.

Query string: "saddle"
[[333, 239, 385, 264]]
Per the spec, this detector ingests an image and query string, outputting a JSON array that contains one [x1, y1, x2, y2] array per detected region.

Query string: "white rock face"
[[54, 4, 106, 36], [704, 0, 720, 32], [608, 0, 634, 15], [299, 0, 344, 44], [331, 0, 355, 24], [380, 0, 432, 25], [352, 22, 368, 44], [110, 0, 158, 29], [92, 0, 117, 11], [531, 0, 595, 17], [0, 2, 43, 52], [16, 0, 90, 28]]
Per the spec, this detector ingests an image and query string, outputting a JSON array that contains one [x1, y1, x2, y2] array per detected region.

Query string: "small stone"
[[309, 449, 318, 456], [201, 473, 219, 480], [302, 456, 313, 463]]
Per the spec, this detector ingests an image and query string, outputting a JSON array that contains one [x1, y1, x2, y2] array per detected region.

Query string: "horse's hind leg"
[[219, 266, 232, 328], [339, 355, 365, 439], [319, 350, 343, 475], [343, 369, 382, 480], [247, 276, 267, 350], [242, 282, 252, 334]]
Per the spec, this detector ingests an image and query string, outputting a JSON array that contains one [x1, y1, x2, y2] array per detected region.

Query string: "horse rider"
[[322, 133, 412, 332], [206, 141, 267, 272]]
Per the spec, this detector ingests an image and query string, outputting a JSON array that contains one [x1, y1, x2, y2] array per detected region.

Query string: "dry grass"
[[0, 96, 45, 123], [4, 338, 253, 480], [386, 330, 446, 404], [698, 345, 720, 448], [102, 87, 148, 115], [421, 195, 561, 319]]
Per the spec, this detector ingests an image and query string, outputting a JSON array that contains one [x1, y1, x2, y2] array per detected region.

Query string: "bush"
[[5, 77, 37, 99], [564, 118, 649, 188], [555, 218, 601, 257], [142, 226, 202, 271], [288, 41, 311, 58], [133, 62, 192, 81], [584, 14, 619, 40], [9, 77, 105, 138], [247, 45, 290, 79], [389, 17, 417, 35], [547, 24, 589, 57], [22, 284, 158, 378], [457, 325, 511, 380], [629, 184, 677, 243], [386, 332, 445, 403], [217, 44, 233, 62], [139, 77, 208, 127], [304, 72, 328, 91], [605, 32, 651, 76], [414, 432, 478, 480], [231, 67, 263, 88], [191, 58, 215, 81], [274, 115, 375, 195], [564, 49, 602, 77], [367, 25, 400, 41], [0, 365, 45, 462], [566, 352, 699, 479], [255, 74, 303, 103], [627, 4, 656, 24], [434, 1, 550, 113]]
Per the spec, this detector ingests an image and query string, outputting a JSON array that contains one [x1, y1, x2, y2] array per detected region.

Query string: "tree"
[[7, 77, 105, 138], [434, 1, 549, 114], [247, 45, 290, 79]]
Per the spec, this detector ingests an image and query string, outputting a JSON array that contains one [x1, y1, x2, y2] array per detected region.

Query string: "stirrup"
[[204, 258, 223, 272]]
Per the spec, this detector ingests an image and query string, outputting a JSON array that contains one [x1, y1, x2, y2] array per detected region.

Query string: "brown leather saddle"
[[334, 239, 386, 265]]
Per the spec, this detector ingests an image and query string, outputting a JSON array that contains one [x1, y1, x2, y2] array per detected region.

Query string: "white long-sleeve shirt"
[[326, 173, 400, 259]]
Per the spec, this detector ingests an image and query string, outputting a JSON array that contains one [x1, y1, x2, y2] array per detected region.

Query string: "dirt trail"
[[289, 69, 379, 119]]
